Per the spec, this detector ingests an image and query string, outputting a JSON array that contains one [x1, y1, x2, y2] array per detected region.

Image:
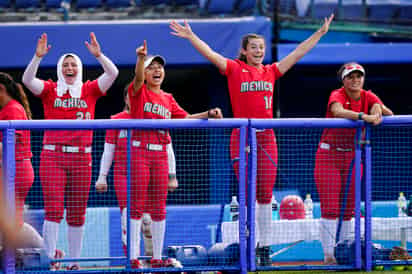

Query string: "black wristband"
[[358, 112, 364, 120], [207, 109, 213, 118]]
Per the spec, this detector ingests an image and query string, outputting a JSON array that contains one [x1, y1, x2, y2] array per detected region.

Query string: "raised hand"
[[318, 14, 334, 35], [136, 40, 147, 58], [85, 32, 101, 58], [36, 33, 51, 58], [170, 20, 194, 39]]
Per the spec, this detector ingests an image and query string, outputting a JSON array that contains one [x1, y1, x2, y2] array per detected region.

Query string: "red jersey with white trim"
[[0, 100, 32, 160], [38, 79, 103, 146], [105, 111, 131, 167], [320, 87, 383, 149], [223, 59, 283, 118], [128, 83, 188, 144]]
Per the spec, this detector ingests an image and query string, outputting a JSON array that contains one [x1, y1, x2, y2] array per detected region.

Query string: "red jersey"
[[38, 79, 103, 146], [105, 111, 131, 168], [128, 83, 188, 144], [0, 100, 32, 160], [320, 87, 383, 149], [223, 59, 283, 118]]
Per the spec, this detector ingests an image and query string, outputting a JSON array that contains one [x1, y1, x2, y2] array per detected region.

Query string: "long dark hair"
[[0, 72, 32, 119], [237, 33, 265, 63]]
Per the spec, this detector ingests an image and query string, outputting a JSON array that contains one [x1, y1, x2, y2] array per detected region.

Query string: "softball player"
[[22, 32, 118, 270], [0, 72, 34, 233], [170, 14, 333, 265], [126, 40, 222, 269], [314, 63, 393, 264], [95, 88, 179, 259]]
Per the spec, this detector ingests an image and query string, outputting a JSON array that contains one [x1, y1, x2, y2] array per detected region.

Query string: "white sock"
[[151, 219, 166, 260], [68, 225, 84, 265], [257, 203, 272, 247], [130, 218, 142, 259], [43, 220, 59, 258], [121, 208, 127, 248], [320, 218, 337, 258], [339, 220, 353, 242]]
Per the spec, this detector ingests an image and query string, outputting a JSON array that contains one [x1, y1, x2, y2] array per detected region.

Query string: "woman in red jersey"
[[95, 87, 179, 262], [22, 32, 119, 270], [314, 62, 393, 264], [126, 40, 222, 269], [170, 15, 333, 265]]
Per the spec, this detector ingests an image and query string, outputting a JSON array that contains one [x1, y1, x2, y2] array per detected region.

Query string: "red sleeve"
[[327, 90, 346, 112], [169, 95, 188, 118], [38, 79, 55, 99], [269, 63, 283, 80], [83, 79, 103, 98], [223, 58, 237, 76], [365, 90, 383, 110], [105, 129, 118, 144]]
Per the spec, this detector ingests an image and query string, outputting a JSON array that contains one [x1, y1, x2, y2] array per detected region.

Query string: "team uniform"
[[128, 83, 187, 221], [38, 79, 102, 226], [315, 87, 383, 219], [223, 58, 283, 263], [314, 87, 383, 261], [0, 100, 33, 225]]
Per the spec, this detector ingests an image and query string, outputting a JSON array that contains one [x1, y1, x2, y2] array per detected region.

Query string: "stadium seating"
[[0, 0, 10, 8], [106, 0, 132, 9], [15, 0, 41, 10], [237, 0, 256, 14], [398, 0, 412, 20], [76, 0, 102, 10], [367, 0, 399, 22], [206, 0, 236, 15]]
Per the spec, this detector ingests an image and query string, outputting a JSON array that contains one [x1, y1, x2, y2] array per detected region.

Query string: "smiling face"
[[241, 37, 265, 67], [144, 60, 165, 89], [62, 55, 78, 85], [342, 71, 364, 93]]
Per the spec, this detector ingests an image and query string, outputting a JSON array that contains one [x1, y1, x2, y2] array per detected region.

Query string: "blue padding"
[[278, 43, 412, 64], [0, 17, 271, 68]]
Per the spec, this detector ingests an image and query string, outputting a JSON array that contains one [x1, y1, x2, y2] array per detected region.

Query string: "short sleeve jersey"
[[38, 79, 103, 146], [105, 111, 131, 168], [320, 87, 383, 148], [224, 59, 283, 118], [128, 83, 188, 144], [0, 100, 32, 160]]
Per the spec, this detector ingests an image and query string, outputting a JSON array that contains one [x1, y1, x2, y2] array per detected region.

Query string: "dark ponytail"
[[0, 72, 32, 119]]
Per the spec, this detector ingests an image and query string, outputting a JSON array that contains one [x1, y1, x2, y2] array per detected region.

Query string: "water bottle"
[[304, 193, 313, 219], [229, 196, 239, 221], [271, 195, 278, 220], [397, 192, 407, 217]]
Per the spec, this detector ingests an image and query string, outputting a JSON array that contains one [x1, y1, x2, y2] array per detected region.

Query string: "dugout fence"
[[1, 117, 412, 273]]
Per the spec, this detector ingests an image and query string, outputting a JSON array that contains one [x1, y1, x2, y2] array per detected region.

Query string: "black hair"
[[237, 33, 265, 63], [0, 72, 32, 119]]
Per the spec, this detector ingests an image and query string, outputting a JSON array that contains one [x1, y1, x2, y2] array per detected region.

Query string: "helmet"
[[279, 195, 305, 220]]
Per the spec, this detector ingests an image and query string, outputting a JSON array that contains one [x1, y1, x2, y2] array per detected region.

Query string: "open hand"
[[36, 33, 51, 58], [170, 20, 194, 39]]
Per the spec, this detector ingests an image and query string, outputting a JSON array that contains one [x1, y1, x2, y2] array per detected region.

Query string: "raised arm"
[[170, 20, 227, 72], [85, 32, 119, 93], [22, 33, 51, 95], [277, 14, 334, 75], [95, 142, 116, 193], [131, 40, 147, 95]]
